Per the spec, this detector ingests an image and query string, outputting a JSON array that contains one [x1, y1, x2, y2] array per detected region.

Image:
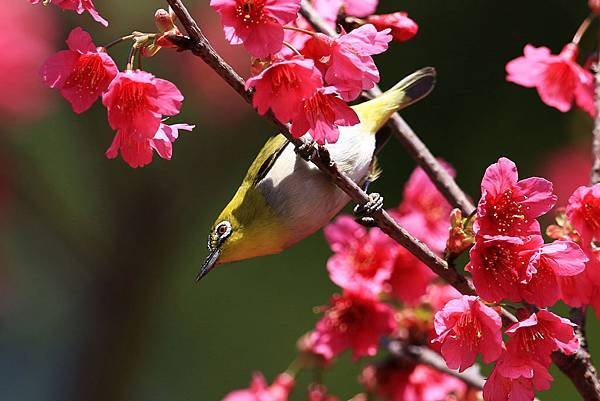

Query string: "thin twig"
[[387, 340, 485, 389], [299, 0, 475, 215]]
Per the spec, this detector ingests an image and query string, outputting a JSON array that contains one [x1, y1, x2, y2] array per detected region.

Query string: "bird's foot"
[[354, 193, 384, 227], [295, 139, 317, 162]]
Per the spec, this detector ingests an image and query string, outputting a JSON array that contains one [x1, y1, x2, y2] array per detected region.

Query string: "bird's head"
[[197, 184, 291, 281], [197, 218, 236, 281]]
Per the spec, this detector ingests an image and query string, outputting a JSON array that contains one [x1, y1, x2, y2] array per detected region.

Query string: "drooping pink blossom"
[[302, 25, 392, 101], [102, 70, 184, 142], [395, 162, 454, 253], [324, 216, 396, 296], [246, 58, 323, 123], [366, 12, 418, 42], [519, 240, 587, 307], [210, 0, 301, 58], [506, 43, 595, 116], [566, 184, 600, 244], [504, 310, 578, 367], [483, 361, 553, 401], [1, 0, 56, 120], [222, 372, 294, 401], [475, 157, 557, 236], [466, 235, 543, 303], [30, 0, 108, 26], [312, 291, 397, 361], [386, 246, 436, 305], [361, 363, 467, 401], [433, 296, 503, 372], [290, 87, 359, 144], [41, 27, 117, 114], [106, 123, 194, 168]]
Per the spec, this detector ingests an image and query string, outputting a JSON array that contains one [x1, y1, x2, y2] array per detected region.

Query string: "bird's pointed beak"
[[197, 248, 221, 282]]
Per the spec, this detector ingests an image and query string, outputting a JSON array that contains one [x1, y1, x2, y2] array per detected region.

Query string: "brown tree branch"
[[165, 1, 600, 400], [299, 0, 475, 215]]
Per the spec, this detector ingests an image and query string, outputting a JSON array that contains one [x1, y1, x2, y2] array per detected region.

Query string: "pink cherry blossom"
[[395, 162, 454, 253], [362, 363, 467, 401], [520, 240, 587, 307], [324, 216, 396, 296], [102, 70, 183, 142], [41, 27, 117, 114], [466, 235, 543, 303], [566, 184, 600, 244], [302, 25, 392, 101], [246, 58, 323, 123], [222, 372, 294, 401], [483, 361, 553, 401], [366, 12, 418, 42], [290, 87, 359, 145], [312, 291, 397, 361], [386, 246, 436, 305], [433, 296, 503, 372], [506, 43, 595, 116], [210, 0, 301, 58], [106, 123, 194, 168], [475, 157, 556, 236], [504, 310, 578, 367], [30, 0, 108, 26]]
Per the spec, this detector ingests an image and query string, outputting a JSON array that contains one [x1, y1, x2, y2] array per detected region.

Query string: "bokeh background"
[[1, 0, 599, 400]]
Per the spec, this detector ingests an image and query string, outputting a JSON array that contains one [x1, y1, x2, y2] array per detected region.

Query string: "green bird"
[[198, 67, 436, 280]]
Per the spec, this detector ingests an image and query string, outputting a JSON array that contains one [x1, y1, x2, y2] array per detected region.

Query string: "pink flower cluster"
[[40, 28, 193, 168], [211, 0, 418, 144], [430, 157, 584, 401], [505, 20, 595, 116]]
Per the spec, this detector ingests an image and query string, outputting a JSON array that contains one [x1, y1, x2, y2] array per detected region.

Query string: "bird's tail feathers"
[[354, 67, 436, 133]]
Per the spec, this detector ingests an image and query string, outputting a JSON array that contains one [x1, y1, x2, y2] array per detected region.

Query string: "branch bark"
[[164, 1, 600, 400]]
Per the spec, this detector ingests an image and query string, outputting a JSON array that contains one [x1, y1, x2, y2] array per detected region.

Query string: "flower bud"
[[154, 8, 176, 33], [590, 0, 600, 15], [445, 208, 475, 256]]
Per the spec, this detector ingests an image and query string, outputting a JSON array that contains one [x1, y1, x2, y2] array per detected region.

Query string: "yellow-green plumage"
[[206, 68, 436, 269]]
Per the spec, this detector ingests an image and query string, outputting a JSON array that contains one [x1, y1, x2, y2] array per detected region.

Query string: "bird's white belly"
[[257, 125, 376, 247]]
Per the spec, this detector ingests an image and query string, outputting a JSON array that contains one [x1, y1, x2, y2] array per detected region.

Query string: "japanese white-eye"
[[198, 67, 436, 280]]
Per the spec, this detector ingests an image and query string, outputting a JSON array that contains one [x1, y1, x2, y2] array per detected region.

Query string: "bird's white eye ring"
[[215, 221, 232, 239]]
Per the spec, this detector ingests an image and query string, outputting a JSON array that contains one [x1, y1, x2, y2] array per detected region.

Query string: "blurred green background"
[[1, 0, 599, 400]]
